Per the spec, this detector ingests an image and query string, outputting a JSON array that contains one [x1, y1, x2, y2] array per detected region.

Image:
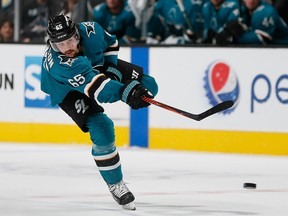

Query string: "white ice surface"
[[0, 143, 288, 216]]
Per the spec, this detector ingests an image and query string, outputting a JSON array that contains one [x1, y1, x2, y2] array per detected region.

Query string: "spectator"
[[202, 0, 239, 43], [21, 0, 56, 43], [59, 0, 86, 23], [0, 18, 14, 42], [92, 0, 141, 44], [215, 0, 288, 45], [0, 0, 14, 21]]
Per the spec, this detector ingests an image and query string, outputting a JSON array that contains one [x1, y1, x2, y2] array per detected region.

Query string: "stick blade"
[[196, 100, 234, 121]]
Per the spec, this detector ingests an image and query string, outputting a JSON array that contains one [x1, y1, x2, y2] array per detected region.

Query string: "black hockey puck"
[[243, 183, 256, 189]]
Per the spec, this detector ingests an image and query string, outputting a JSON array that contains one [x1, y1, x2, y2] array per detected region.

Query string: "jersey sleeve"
[[202, 3, 211, 40], [253, 7, 277, 34], [92, 4, 104, 24], [124, 13, 141, 41], [102, 30, 119, 65], [227, 7, 240, 22], [236, 31, 264, 44]]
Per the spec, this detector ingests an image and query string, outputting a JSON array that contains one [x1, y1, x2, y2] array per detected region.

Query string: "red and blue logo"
[[204, 60, 240, 114]]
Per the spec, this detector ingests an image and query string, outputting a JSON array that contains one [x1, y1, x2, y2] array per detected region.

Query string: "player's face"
[[106, 0, 121, 9], [211, 0, 224, 7], [243, 0, 260, 10], [54, 35, 79, 57]]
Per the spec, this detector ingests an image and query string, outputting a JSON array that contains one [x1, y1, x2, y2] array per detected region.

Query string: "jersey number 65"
[[68, 74, 86, 87]]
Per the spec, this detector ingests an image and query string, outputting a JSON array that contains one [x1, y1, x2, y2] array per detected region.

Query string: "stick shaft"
[[142, 96, 234, 121], [176, 0, 193, 30]]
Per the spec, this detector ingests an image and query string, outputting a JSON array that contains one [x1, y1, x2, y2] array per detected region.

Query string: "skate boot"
[[108, 180, 136, 210]]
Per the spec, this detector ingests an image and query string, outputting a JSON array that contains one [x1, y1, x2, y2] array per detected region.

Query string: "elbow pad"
[[84, 74, 110, 100]]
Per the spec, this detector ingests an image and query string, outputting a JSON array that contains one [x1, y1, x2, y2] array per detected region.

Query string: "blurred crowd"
[[0, 0, 288, 45]]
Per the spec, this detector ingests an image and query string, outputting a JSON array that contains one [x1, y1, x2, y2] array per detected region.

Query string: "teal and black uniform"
[[42, 22, 123, 106], [41, 21, 158, 185], [202, 0, 239, 41], [92, 0, 141, 44], [235, 1, 288, 44], [155, 0, 205, 43]]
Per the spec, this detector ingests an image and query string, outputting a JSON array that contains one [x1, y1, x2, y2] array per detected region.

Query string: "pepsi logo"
[[204, 60, 240, 114]]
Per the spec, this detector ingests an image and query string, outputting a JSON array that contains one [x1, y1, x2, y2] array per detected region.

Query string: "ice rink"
[[1, 142, 288, 216]]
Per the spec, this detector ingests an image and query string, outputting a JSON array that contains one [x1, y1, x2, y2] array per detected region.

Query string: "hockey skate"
[[108, 180, 136, 210]]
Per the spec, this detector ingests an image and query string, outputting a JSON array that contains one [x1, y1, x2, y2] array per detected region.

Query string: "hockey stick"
[[176, 0, 193, 30], [238, 0, 243, 18], [142, 96, 234, 121], [175, 0, 202, 42]]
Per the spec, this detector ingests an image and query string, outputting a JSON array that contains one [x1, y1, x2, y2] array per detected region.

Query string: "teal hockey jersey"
[[237, 1, 288, 44], [202, 0, 239, 40], [92, 0, 141, 43], [41, 21, 123, 106]]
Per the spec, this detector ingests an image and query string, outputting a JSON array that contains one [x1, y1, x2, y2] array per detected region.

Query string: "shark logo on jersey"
[[58, 55, 77, 66], [82, 22, 96, 37]]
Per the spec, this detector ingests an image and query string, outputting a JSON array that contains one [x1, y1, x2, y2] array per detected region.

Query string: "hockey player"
[[202, 0, 239, 43], [153, 0, 183, 44], [92, 0, 141, 44], [172, 0, 205, 44], [154, 0, 206, 44], [128, 0, 167, 44], [41, 14, 158, 210], [215, 0, 288, 45]]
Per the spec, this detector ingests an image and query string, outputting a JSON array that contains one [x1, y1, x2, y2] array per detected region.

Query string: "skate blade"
[[122, 202, 136, 211]]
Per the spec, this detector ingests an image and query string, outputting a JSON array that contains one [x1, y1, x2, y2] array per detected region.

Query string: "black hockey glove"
[[215, 30, 233, 45], [203, 29, 216, 44], [184, 29, 200, 43], [215, 19, 248, 45], [225, 19, 247, 38], [121, 80, 153, 110]]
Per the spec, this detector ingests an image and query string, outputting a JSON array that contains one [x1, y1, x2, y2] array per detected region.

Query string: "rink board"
[[1, 122, 288, 155], [150, 128, 288, 155], [0, 44, 288, 155], [0, 122, 129, 147]]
